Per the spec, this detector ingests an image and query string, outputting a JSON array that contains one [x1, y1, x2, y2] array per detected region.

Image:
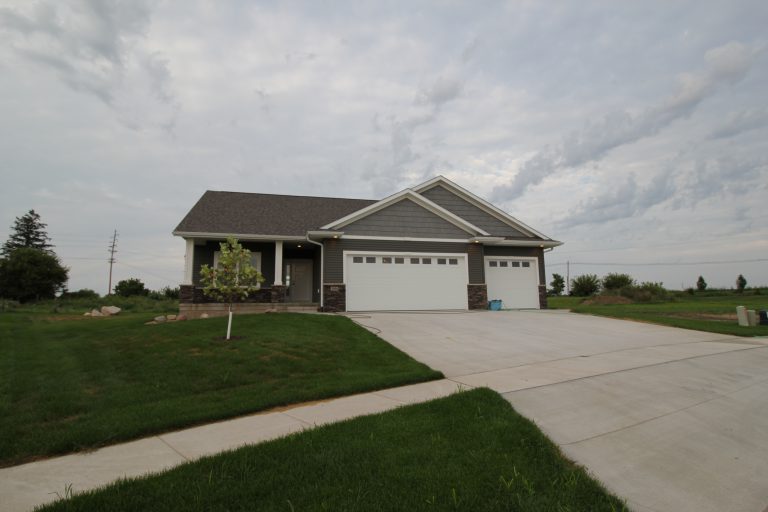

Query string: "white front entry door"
[[345, 253, 467, 311], [485, 257, 540, 309]]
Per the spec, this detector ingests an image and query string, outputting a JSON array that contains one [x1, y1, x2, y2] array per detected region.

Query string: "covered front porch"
[[179, 238, 321, 314]]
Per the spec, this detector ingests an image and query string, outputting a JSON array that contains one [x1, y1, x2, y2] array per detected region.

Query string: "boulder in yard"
[[167, 314, 177, 321], [91, 309, 103, 317], [83, 312, 91, 316], [200, 313, 209, 319], [154, 315, 167, 323], [176, 314, 187, 321], [145, 320, 158, 325], [101, 306, 121, 316]]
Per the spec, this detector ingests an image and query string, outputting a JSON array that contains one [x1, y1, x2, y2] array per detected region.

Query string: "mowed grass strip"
[[39, 389, 626, 512], [549, 295, 768, 337], [0, 312, 441, 466]]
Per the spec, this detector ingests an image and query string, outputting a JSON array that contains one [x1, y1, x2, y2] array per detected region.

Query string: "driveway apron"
[[354, 310, 768, 512]]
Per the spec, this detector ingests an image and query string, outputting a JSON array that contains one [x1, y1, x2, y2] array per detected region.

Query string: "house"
[[173, 176, 562, 316]]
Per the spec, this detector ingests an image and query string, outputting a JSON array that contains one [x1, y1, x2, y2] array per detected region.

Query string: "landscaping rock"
[[167, 314, 177, 321], [200, 313, 209, 319], [90, 309, 103, 317], [145, 320, 158, 325], [83, 312, 91, 316], [101, 306, 121, 316], [176, 314, 188, 321], [154, 315, 167, 323]]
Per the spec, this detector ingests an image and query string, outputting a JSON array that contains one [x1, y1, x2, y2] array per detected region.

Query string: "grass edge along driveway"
[[39, 388, 627, 512], [0, 312, 441, 467]]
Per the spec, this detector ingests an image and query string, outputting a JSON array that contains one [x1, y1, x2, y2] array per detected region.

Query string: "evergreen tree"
[[696, 275, 707, 291], [0, 248, 68, 302], [2, 210, 54, 256]]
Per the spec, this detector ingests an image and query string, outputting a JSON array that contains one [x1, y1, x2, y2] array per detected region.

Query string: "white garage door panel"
[[485, 257, 539, 309], [346, 254, 467, 311]]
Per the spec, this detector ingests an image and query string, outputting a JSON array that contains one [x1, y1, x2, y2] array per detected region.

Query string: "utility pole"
[[566, 260, 570, 295], [107, 230, 118, 296]]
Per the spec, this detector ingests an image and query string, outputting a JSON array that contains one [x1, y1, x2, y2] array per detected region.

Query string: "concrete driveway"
[[353, 310, 768, 512]]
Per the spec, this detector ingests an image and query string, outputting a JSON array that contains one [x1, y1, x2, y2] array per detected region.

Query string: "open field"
[[549, 294, 768, 336], [0, 312, 441, 466], [39, 388, 626, 512]]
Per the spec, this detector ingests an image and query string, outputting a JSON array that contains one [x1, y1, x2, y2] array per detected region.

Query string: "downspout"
[[305, 233, 324, 310]]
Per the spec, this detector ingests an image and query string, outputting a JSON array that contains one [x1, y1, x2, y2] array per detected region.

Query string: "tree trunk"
[[226, 303, 233, 340]]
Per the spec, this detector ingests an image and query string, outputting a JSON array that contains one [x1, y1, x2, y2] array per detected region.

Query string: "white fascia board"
[[412, 175, 553, 240], [492, 239, 563, 248], [172, 231, 306, 241], [321, 189, 490, 236], [306, 230, 344, 239]]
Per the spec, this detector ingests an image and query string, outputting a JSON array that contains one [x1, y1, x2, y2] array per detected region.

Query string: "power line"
[[114, 261, 179, 285], [548, 258, 768, 267]]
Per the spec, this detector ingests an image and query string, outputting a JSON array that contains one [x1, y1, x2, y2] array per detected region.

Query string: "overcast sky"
[[1, 0, 766, 294]]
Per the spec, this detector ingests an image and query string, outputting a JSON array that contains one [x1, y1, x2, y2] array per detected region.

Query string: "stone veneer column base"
[[467, 284, 488, 310], [539, 285, 548, 309], [323, 284, 346, 312]]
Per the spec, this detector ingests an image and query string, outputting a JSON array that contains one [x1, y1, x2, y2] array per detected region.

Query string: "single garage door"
[[485, 257, 540, 309], [345, 253, 467, 311]]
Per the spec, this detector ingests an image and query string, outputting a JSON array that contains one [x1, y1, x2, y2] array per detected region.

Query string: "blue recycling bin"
[[489, 299, 502, 311]]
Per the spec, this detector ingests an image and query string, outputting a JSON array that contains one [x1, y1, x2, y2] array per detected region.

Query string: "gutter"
[[304, 233, 325, 310]]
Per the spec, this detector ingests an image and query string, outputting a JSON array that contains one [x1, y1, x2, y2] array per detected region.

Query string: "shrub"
[[696, 276, 707, 291], [736, 274, 747, 293], [620, 281, 667, 302], [602, 273, 635, 290], [114, 278, 149, 297], [161, 286, 180, 299], [62, 288, 100, 299], [570, 274, 601, 296]]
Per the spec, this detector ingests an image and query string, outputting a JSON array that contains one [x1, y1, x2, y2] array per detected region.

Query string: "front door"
[[285, 259, 313, 302]]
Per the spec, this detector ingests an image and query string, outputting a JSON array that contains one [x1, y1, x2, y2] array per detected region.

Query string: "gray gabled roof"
[[174, 191, 376, 237]]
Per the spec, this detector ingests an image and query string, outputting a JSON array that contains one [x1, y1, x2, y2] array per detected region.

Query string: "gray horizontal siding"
[[342, 198, 469, 238], [484, 246, 545, 285], [421, 184, 527, 237], [323, 239, 472, 283], [192, 241, 276, 286], [467, 243, 485, 284]]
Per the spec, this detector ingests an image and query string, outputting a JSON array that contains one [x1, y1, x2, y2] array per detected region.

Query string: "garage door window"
[[449, 258, 458, 265], [353, 256, 363, 263], [500, 261, 508, 267], [489, 261, 498, 267], [512, 261, 520, 267], [395, 257, 404, 264], [410, 258, 420, 264], [382, 257, 392, 264], [437, 258, 446, 265], [422, 258, 432, 264], [522, 261, 530, 267], [366, 257, 376, 263]]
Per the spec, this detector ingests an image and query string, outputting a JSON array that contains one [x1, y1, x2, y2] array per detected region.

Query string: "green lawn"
[[0, 312, 441, 467], [549, 294, 768, 337], [39, 388, 626, 512]]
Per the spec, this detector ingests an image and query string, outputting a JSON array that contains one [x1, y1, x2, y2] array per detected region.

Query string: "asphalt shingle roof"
[[174, 191, 376, 236]]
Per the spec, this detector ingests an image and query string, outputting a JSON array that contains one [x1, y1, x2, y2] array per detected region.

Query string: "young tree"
[[114, 278, 149, 297], [736, 274, 747, 293], [0, 248, 68, 302], [199, 237, 264, 340], [696, 275, 707, 291], [2, 209, 54, 256], [549, 273, 565, 296]]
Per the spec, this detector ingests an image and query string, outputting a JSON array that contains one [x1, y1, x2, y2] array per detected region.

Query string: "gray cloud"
[[709, 107, 768, 139], [493, 41, 755, 201]]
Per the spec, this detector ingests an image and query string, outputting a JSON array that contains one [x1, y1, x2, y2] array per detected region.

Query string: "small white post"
[[274, 240, 284, 285], [226, 307, 233, 340]]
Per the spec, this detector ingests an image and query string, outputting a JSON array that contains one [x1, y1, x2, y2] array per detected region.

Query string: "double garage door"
[[344, 252, 540, 311], [345, 253, 467, 311]]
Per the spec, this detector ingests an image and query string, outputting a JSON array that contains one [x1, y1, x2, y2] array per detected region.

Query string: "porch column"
[[183, 238, 194, 285], [274, 240, 283, 285]]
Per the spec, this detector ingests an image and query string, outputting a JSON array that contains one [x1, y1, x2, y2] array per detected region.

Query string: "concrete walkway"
[[0, 379, 463, 512], [358, 311, 768, 512]]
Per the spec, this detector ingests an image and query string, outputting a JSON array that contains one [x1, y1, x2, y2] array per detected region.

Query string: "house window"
[[500, 261, 508, 268], [394, 257, 404, 264], [365, 256, 376, 263], [512, 261, 520, 267], [353, 256, 363, 263], [382, 257, 392, 264], [422, 258, 432, 264], [448, 258, 458, 265], [522, 261, 531, 268], [410, 258, 420, 264], [437, 258, 447, 265], [489, 261, 498, 267]]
